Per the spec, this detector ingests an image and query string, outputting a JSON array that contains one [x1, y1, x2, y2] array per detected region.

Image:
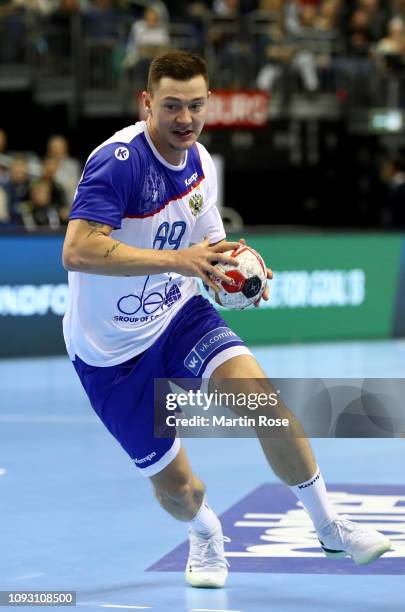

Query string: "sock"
[[290, 467, 338, 530], [189, 497, 222, 538]]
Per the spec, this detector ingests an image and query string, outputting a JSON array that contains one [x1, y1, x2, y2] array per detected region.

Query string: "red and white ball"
[[207, 244, 267, 310]]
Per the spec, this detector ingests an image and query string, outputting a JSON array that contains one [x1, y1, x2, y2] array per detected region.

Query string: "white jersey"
[[63, 121, 225, 366]]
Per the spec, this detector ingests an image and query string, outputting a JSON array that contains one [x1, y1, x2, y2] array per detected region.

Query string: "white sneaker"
[[317, 515, 391, 565], [185, 529, 230, 588]]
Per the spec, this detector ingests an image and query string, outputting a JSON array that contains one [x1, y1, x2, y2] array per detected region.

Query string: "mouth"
[[172, 128, 194, 140]]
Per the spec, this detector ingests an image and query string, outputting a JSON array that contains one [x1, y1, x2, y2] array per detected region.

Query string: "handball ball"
[[206, 244, 267, 310]]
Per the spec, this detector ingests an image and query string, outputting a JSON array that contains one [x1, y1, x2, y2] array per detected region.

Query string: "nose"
[[176, 106, 192, 125]]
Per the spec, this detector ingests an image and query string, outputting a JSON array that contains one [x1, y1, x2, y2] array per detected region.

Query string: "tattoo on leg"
[[104, 241, 121, 258]]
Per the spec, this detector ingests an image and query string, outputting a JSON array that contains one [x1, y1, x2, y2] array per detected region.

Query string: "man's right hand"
[[172, 239, 240, 293]]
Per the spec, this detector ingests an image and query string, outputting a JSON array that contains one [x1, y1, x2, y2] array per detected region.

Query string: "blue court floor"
[[0, 340, 404, 612]]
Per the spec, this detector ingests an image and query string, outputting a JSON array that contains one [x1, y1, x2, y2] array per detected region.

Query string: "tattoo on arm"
[[86, 221, 109, 238], [103, 241, 121, 258]]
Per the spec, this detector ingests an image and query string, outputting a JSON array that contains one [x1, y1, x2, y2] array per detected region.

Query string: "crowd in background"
[[0, 129, 80, 230], [2, 0, 405, 90], [1, 121, 404, 230], [2, 0, 405, 230]]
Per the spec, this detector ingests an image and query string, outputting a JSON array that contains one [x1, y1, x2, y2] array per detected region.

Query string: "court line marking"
[[15, 572, 45, 580], [100, 606, 151, 610], [191, 609, 242, 612]]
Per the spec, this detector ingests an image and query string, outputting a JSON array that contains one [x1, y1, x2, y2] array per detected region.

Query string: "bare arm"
[[62, 219, 239, 291]]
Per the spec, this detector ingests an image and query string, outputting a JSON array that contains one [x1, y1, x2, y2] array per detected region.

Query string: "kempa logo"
[[0, 284, 68, 316], [134, 452, 157, 465], [115, 146, 129, 161], [185, 172, 198, 186], [298, 471, 320, 489]]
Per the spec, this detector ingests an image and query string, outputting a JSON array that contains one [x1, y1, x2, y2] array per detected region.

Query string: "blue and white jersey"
[[63, 121, 226, 366]]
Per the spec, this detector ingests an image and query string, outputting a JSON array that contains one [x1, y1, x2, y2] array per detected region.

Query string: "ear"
[[142, 90, 153, 114]]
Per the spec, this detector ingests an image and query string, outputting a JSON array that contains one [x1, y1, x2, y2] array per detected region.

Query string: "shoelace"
[[326, 515, 369, 548], [191, 535, 231, 570]]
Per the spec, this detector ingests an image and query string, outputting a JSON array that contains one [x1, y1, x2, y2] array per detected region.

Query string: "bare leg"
[[150, 446, 205, 521], [210, 354, 317, 486]]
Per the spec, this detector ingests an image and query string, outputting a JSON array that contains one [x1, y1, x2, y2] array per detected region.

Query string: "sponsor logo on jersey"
[[114, 146, 129, 160], [184, 326, 241, 375], [187, 356, 200, 370], [148, 483, 405, 575], [116, 278, 182, 322], [189, 191, 203, 217], [185, 172, 198, 187]]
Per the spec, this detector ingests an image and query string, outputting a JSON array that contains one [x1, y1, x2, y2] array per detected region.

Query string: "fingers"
[[211, 241, 240, 253], [212, 252, 239, 267], [208, 266, 235, 285], [254, 283, 269, 307], [201, 271, 220, 293], [267, 268, 273, 279], [197, 238, 210, 248]]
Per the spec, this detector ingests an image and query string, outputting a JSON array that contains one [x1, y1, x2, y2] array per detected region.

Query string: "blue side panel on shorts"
[[72, 296, 246, 474], [183, 326, 242, 375]]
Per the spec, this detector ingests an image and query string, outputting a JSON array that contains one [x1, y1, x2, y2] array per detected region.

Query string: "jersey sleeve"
[[69, 143, 139, 229], [190, 145, 226, 245]]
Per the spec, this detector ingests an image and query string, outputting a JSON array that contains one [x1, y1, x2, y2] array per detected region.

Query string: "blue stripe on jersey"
[[70, 130, 205, 227], [124, 134, 204, 218]]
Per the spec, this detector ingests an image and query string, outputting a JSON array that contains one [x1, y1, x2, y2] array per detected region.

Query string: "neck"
[[146, 119, 185, 166]]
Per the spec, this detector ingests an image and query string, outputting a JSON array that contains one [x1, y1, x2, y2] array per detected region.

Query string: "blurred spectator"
[[2, 157, 30, 226], [0, 0, 27, 62], [46, 134, 80, 204], [123, 5, 169, 80], [212, 0, 257, 16], [257, 1, 320, 95], [375, 16, 405, 56], [213, 0, 241, 17], [0, 185, 8, 223], [209, 0, 255, 86], [22, 179, 61, 230], [316, 0, 342, 31], [373, 16, 405, 104], [83, 0, 127, 38], [40, 156, 70, 223], [181, 2, 209, 53], [356, 0, 386, 41], [347, 8, 374, 56], [0, 128, 10, 185], [380, 154, 405, 226], [390, 0, 405, 19]]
